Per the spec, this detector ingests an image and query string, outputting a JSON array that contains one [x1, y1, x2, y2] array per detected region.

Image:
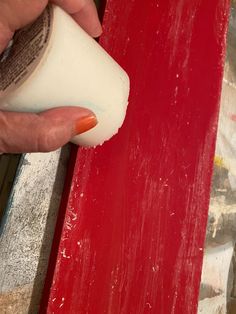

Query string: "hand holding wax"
[[0, 0, 130, 153]]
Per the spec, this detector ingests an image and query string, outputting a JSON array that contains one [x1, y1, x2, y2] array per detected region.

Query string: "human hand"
[[0, 0, 102, 153]]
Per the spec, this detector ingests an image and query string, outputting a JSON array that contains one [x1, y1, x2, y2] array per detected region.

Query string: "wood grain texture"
[[41, 0, 230, 313]]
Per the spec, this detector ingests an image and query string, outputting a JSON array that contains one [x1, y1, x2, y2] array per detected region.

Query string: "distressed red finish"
[[41, 0, 230, 313]]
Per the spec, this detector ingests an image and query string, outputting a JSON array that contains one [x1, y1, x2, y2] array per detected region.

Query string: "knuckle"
[[33, 0, 49, 14], [71, 0, 90, 12], [77, 0, 89, 10], [36, 127, 61, 152]]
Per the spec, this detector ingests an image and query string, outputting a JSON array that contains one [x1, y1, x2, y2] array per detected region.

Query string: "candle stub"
[[0, 5, 130, 147]]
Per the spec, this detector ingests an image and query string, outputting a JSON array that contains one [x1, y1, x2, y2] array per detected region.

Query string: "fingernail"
[[75, 114, 98, 134]]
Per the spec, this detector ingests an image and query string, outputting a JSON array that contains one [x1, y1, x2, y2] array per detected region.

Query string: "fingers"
[[0, 107, 97, 153], [0, 0, 48, 31], [0, 0, 48, 52], [72, 1, 102, 37], [0, 0, 102, 54], [52, 0, 102, 37], [51, 0, 89, 14]]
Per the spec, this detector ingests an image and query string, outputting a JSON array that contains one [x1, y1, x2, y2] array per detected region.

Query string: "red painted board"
[[41, 0, 230, 313]]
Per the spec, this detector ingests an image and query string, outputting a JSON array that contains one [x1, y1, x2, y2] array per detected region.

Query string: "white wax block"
[[0, 5, 130, 147]]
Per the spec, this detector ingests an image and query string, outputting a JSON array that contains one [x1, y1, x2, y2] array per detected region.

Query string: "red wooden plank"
[[41, 0, 230, 313]]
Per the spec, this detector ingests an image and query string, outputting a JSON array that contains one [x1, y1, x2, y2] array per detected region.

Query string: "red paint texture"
[[41, 0, 230, 313]]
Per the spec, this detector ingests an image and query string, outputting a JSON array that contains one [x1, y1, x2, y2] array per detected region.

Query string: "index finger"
[[51, 0, 102, 37]]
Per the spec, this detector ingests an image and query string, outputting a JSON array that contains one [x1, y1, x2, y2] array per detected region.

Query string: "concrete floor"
[[0, 147, 70, 313]]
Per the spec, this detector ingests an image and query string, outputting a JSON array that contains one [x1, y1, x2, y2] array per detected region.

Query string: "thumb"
[[0, 106, 97, 153]]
